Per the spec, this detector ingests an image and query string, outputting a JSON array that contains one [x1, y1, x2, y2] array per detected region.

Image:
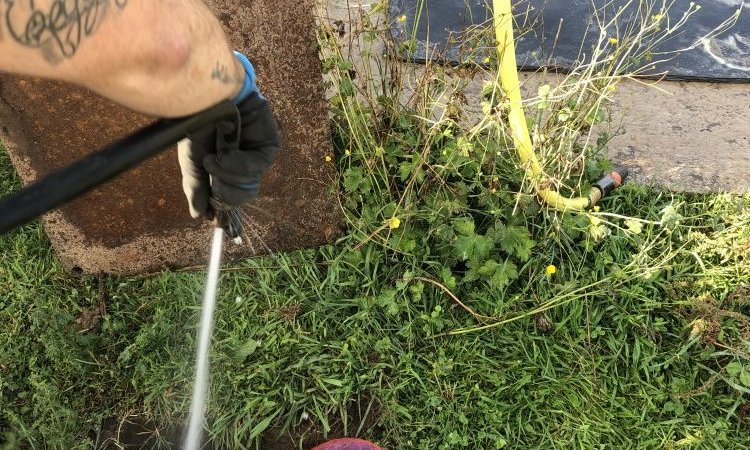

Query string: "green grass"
[[2, 2, 750, 449]]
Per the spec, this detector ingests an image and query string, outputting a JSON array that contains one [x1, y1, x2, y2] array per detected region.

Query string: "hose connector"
[[588, 167, 629, 208]]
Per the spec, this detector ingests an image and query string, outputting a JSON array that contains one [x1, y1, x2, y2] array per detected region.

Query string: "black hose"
[[0, 100, 239, 234]]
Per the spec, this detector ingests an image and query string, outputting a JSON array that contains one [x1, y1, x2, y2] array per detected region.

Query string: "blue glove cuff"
[[232, 51, 260, 105]]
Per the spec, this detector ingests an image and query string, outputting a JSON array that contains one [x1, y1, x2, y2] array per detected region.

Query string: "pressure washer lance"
[[587, 167, 629, 208], [184, 201, 243, 450]]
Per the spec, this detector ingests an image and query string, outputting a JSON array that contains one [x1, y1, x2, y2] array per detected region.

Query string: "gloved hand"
[[178, 52, 281, 219]]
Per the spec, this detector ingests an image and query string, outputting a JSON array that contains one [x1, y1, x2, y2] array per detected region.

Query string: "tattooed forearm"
[[3, 0, 129, 63], [211, 61, 243, 85]]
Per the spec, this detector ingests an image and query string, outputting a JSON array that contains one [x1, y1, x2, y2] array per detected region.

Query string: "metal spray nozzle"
[[208, 198, 244, 244]]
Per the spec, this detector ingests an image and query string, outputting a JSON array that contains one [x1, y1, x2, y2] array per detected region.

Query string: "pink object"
[[312, 438, 382, 450]]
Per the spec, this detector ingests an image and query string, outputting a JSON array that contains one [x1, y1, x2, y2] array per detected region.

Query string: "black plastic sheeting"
[[389, 0, 750, 82]]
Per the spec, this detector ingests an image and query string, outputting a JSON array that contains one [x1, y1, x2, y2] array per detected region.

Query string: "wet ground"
[[97, 399, 379, 450]]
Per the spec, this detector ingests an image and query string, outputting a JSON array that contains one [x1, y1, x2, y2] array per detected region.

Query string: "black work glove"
[[178, 92, 281, 219]]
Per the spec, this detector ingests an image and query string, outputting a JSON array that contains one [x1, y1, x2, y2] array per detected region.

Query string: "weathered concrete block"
[[0, 0, 341, 275], [513, 73, 750, 193], [605, 79, 750, 193], [515, 74, 750, 193]]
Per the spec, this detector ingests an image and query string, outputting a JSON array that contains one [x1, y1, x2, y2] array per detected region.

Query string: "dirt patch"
[[688, 292, 750, 346], [97, 414, 201, 450], [738, 403, 750, 420], [728, 285, 750, 306], [278, 304, 302, 324], [259, 396, 382, 450], [74, 279, 108, 334], [97, 397, 381, 450]]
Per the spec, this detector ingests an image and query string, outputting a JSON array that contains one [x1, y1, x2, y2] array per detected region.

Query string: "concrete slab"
[[478, 72, 750, 193], [0, 0, 341, 275], [481, 74, 750, 194], [606, 79, 750, 193]]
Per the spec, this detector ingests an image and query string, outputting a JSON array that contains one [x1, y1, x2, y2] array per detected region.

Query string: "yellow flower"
[[545, 265, 557, 277], [345, 149, 351, 156], [483, 57, 491, 65], [325, 155, 332, 163], [608, 37, 619, 45], [652, 13, 664, 21], [388, 217, 401, 230], [397, 14, 407, 23]]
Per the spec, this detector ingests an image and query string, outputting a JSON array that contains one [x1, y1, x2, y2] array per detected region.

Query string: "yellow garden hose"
[[493, 0, 592, 211]]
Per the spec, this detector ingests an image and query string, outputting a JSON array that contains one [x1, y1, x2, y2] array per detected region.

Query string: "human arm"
[[1, 0, 282, 218], [0, 0, 245, 117]]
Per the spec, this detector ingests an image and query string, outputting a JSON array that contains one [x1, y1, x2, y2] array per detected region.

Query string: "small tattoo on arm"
[[4, 0, 129, 63], [211, 61, 243, 86]]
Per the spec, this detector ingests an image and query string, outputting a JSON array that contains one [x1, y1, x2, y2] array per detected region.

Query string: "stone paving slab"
[[504, 72, 750, 193], [0, 0, 341, 275], [606, 79, 750, 193], [512, 73, 750, 193]]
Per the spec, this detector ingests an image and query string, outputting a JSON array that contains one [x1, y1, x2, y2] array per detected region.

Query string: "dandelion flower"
[[388, 217, 401, 230], [545, 265, 557, 277]]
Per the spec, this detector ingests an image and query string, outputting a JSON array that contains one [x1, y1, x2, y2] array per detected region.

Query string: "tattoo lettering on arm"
[[3, 0, 129, 63]]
